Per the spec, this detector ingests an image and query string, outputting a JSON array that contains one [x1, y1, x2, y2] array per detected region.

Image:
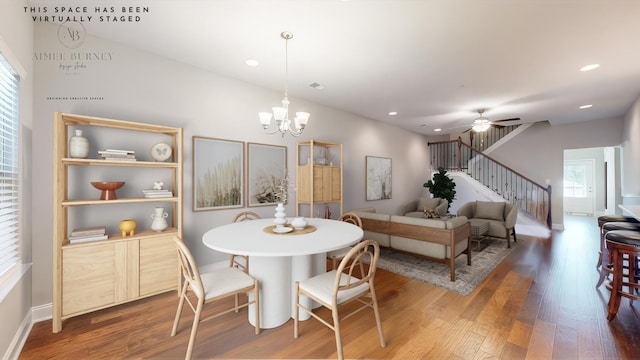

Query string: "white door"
[[564, 159, 595, 215]]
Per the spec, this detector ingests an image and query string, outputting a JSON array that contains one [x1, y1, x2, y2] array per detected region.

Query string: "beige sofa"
[[351, 207, 471, 281], [402, 197, 449, 218], [456, 201, 518, 248]]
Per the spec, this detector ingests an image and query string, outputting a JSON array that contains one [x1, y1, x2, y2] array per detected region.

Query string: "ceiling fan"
[[464, 109, 521, 133]]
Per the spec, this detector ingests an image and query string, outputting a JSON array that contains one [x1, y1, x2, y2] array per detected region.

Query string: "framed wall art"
[[192, 136, 244, 211], [366, 156, 392, 201], [247, 142, 287, 207]]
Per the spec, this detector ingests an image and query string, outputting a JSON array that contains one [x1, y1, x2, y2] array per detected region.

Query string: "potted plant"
[[423, 167, 456, 212]]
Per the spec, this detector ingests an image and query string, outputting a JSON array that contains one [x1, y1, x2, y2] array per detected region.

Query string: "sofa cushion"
[[390, 235, 447, 259], [418, 197, 441, 211], [390, 215, 446, 229], [476, 201, 506, 221], [444, 216, 468, 229], [354, 211, 390, 222], [364, 231, 391, 247], [404, 211, 424, 219]]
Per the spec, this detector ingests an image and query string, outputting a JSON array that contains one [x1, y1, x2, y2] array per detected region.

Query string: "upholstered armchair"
[[402, 197, 449, 218], [456, 201, 518, 248]]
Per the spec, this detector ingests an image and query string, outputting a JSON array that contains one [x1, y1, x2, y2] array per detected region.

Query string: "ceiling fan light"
[[472, 123, 490, 132]]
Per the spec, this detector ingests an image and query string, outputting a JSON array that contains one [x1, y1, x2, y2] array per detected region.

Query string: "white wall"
[[31, 22, 430, 307], [0, 1, 34, 358], [483, 118, 623, 228], [622, 96, 640, 205]]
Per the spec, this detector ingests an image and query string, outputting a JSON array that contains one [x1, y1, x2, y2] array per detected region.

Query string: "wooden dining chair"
[[294, 239, 386, 360], [230, 211, 261, 272], [327, 212, 363, 270], [171, 236, 260, 360]]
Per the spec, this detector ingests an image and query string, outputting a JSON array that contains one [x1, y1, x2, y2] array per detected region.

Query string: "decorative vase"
[[119, 219, 137, 237], [325, 204, 331, 219], [150, 207, 169, 232], [292, 217, 307, 230], [69, 129, 89, 158], [274, 203, 287, 228]]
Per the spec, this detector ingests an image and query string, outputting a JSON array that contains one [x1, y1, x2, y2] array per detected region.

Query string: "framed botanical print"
[[247, 142, 287, 207], [192, 136, 244, 211], [366, 156, 392, 200]]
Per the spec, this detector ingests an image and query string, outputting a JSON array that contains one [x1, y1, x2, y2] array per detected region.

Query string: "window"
[[0, 52, 19, 279]]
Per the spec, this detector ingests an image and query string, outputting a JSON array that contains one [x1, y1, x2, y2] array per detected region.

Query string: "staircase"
[[429, 137, 552, 229]]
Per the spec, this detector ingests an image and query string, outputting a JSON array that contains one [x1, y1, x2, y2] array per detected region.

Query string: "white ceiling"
[[29, 0, 640, 134]]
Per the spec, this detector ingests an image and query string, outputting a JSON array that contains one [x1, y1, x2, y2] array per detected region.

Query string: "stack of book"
[[142, 189, 173, 198], [69, 226, 107, 244], [98, 149, 136, 161]]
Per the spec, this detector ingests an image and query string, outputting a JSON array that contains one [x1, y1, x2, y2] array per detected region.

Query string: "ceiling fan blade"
[[492, 119, 523, 126], [491, 117, 521, 123]]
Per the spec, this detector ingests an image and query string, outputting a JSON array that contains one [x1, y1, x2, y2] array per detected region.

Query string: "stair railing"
[[429, 137, 552, 228]]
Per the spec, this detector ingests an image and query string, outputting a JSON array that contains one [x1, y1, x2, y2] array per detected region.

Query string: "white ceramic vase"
[[69, 129, 89, 158], [151, 207, 169, 232], [292, 217, 307, 230], [274, 203, 287, 228]]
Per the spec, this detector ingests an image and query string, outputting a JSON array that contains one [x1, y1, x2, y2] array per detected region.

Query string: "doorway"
[[563, 159, 595, 215]]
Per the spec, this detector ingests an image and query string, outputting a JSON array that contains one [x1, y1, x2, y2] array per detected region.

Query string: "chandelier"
[[258, 31, 310, 137], [471, 109, 491, 132]]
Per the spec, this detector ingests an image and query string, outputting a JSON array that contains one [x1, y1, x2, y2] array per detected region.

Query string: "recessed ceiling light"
[[309, 82, 325, 90], [245, 60, 259, 67], [580, 64, 600, 72], [434, 128, 442, 132], [579, 104, 593, 109], [388, 111, 398, 116]]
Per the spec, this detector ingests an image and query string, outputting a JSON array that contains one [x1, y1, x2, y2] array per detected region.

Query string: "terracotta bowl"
[[91, 181, 125, 200]]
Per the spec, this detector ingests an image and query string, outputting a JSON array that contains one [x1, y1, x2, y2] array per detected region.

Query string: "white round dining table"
[[202, 217, 363, 329]]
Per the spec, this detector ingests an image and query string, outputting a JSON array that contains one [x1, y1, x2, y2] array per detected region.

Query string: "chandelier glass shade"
[[471, 109, 491, 132], [259, 31, 310, 137]]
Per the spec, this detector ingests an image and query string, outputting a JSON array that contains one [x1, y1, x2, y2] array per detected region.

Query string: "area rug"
[[375, 238, 516, 296]]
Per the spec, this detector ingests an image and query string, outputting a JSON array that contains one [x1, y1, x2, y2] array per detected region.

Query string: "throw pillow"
[[476, 201, 505, 221], [418, 197, 439, 211], [423, 208, 440, 218]]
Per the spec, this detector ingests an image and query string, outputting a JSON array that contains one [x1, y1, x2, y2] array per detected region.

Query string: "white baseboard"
[[3, 310, 32, 360], [32, 303, 52, 323]]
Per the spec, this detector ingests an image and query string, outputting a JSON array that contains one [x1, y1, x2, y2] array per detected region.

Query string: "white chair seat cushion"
[[299, 270, 370, 305], [201, 267, 255, 300], [327, 246, 353, 259]]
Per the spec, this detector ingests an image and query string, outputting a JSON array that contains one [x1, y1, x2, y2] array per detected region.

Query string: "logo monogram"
[[57, 21, 85, 49]]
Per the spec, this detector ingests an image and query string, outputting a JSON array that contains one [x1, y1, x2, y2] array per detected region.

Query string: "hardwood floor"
[[19, 215, 640, 359]]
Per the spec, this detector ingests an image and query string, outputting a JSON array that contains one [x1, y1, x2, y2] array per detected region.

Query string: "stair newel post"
[[456, 137, 462, 171], [546, 184, 552, 229]]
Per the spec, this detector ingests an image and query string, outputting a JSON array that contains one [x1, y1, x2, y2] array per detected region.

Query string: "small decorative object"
[[292, 217, 307, 230], [69, 129, 89, 158], [423, 208, 440, 219], [274, 202, 287, 228], [119, 219, 137, 237], [150, 207, 169, 232], [325, 204, 331, 219], [151, 142, 172, 162], [153, 181, 164, 190], [90, 181, 125, 200]]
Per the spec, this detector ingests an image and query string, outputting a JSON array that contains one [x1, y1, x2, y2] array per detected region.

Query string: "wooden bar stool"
[[604, 230, 640, 321], [597, 215, 639, 230], [596, 220, 640, 280]]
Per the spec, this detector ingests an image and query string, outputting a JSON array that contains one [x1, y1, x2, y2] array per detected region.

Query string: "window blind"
[[0, 52, 19, 278]]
